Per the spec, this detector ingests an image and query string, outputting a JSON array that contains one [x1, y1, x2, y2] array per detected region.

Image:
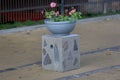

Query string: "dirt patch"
[[0, 18, 120, 80]]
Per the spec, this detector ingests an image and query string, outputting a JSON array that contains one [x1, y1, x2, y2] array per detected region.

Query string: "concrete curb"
[[0, 24, 45, 34], [56, 65, 120, 80], [0, 14, 120, 34], [77, 14, 120, 24]]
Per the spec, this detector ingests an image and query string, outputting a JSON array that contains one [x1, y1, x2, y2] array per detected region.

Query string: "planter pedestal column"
[[42, 34, 80, 72]]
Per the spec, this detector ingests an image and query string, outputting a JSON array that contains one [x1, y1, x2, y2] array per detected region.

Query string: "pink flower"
[[50, 2, 57, 8], [70, 9, 76, 13], [69, 9, 76, 15], [69, 12, 72, 15], [41, 10, 44, 14], [54, 11, 59, 16]]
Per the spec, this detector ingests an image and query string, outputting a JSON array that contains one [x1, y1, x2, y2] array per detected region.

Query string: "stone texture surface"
[[42, 34, 80, 72]]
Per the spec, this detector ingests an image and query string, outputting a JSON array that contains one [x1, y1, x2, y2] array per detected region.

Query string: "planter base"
[[42, 34, 80, 72]]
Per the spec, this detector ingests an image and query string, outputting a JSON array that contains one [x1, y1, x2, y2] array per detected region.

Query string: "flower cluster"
[[43, 2, 82, 22]]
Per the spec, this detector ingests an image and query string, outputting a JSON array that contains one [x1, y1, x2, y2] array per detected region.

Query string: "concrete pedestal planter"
[[44, 19, 76, 35], [42, 34, 80, 72]]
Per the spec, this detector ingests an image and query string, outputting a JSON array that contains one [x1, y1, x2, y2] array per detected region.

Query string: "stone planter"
[[42, 34, 80, 72], [44, 19, 76, 35]]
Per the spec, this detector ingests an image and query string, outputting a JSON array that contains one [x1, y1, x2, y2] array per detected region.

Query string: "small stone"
[[105, 50, 112, 55], [1, 36, 6, 39], [73, 74, 80, 78], [18, 76, 22, 79], [118, 18, 120, 20], [105, 18, 111, 21], [117, 69, 120, 71], [97, 48, 100, 50], [26, 31, 31, 35], [86, 74, 90, 76], [106, 52, 112, 55]]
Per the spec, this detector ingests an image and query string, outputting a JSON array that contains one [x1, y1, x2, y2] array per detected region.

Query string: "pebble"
[[25, 31, 31, 35], [105, 49, 112, 55], [18, 76, 22, 79], [105, 18, 111, 21]]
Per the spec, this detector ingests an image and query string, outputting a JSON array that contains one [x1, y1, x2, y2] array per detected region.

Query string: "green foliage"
[[23, 20, 38, 26], [45, 11, 82, 22], [0, 22, 23, 30], [52, 15, 69, 22], [69, 12, 82, 22], [0, 20, 44, 30], [13, 22, 23, 27], [45, 11, 55, 19]]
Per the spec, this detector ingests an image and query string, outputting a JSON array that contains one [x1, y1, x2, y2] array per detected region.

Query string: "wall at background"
[[0, 0, 120, 23]]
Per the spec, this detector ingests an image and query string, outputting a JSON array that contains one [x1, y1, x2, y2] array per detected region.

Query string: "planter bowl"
[[44, 19, 76, 35]]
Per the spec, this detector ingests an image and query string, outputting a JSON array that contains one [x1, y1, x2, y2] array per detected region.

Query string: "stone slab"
[[42, 34, 80, 72]]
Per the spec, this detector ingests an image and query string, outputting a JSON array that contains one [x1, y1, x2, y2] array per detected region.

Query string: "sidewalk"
[[0, 15, 120, 80]]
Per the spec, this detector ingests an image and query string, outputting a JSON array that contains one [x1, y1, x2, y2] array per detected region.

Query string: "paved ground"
[[0, 15, 120, 80], [73, 68, 120, 80]]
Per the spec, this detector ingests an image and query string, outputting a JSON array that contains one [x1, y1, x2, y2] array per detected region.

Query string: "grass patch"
[[0, 20, 44, 30]]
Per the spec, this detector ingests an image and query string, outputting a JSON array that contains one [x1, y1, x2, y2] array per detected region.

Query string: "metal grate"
[[0, 0, 120, 23]]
